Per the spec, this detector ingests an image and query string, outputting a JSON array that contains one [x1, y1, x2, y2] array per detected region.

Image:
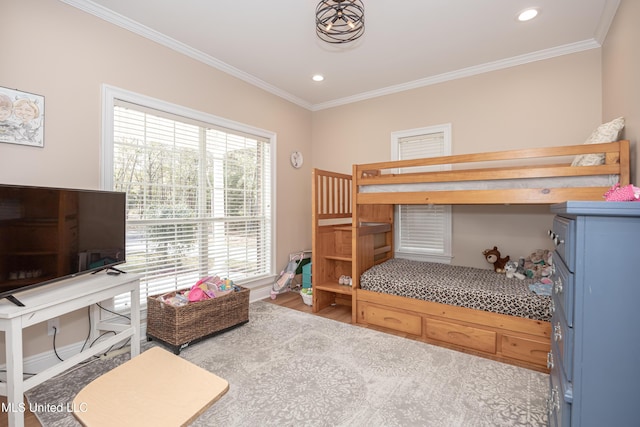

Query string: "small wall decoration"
[[290, 151, 304, 169], [0, 86, 45, 147]]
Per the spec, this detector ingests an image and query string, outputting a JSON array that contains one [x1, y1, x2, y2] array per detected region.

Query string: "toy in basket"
[[188, 276, 235, 301], [159, 276, 234, 307], [271, 252, 306, 299]]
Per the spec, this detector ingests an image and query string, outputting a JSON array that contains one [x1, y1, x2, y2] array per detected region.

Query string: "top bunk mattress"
[[359, 258, 551, 321], [359, 174, 618, 193]]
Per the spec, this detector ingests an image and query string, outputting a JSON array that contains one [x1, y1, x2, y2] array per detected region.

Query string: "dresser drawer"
[[550, 216, 575, 271], [552, 255, 574, 327], [551, 309, 573, 382], [549, 340, 572, 427]]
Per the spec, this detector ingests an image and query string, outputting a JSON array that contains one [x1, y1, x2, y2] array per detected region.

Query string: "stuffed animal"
[[523, 249, 554, 279], [603, 183, 640, 201], [505, 260, 526, 279], [483, 246, 510, 273]]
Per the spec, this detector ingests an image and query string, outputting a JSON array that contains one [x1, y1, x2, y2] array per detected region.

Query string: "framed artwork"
[[0, 86, 45, 147]]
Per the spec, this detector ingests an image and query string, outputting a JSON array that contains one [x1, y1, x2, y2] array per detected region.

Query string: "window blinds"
[[396, 129, 451, 258], [111, 101, 272, 309]]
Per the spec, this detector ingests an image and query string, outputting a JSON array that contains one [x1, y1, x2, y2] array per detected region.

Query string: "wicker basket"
[[146, 286, 249, 354]]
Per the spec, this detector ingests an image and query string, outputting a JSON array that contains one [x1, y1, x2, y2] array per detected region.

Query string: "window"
[[391, 124, 452, 263], [102, 86, 274, 309]]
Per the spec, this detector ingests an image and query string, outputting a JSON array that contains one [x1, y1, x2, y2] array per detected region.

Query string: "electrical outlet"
[[47, 318, 60, 336]]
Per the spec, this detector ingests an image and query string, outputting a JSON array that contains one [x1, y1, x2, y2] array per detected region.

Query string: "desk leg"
[[130, 285, 140, 357], [5, 320, 24, 427]]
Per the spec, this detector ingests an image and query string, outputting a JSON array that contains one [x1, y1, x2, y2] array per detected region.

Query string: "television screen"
[[0, 184, 126, 305]]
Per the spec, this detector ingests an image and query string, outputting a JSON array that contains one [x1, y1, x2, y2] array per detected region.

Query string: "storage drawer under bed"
[[426, 318, 497, 354], [356, 292, 551, 371], [359, 302, 423, 336], [501, 334, 550, 367]]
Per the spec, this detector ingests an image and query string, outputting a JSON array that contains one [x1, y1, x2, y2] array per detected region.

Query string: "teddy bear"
[[505, 260, 526, 279], [482, 246, 510, 273]]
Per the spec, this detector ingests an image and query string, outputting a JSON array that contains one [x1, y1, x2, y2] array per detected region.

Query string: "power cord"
[[52, 325, 64, 362], [50, 303, 134, 362], [95, 303, 132, 354]]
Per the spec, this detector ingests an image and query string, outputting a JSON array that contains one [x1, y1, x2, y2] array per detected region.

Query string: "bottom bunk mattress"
[[359, 258, 551, 321]]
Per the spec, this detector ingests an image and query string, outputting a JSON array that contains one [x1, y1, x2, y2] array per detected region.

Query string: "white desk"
[[0, 272, 140, 427]]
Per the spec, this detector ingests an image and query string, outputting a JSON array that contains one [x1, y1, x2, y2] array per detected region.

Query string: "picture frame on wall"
[[0, 86, 45, 148]]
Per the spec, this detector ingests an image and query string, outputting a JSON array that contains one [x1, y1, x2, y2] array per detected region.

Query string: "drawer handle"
[[547, 386, 560, 416], [554, 277, 563, 294], [548, 230, 565, 246], [547, 350, 554, 369], [549, 299, 555, 316], [554, 322, 563, 342]]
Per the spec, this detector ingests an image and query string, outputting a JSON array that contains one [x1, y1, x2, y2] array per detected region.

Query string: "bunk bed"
[[312, 140, 630, 372]]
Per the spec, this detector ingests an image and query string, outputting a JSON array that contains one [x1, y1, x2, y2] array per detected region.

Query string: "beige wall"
[[313, 50, 604, 268], [312, 52, 603, 173], [603, 0, 639, 183], [0, 0, 312, 358], [0, 0, 636, 361]]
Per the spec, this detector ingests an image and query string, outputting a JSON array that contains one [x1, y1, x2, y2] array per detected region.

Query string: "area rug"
[[26, 301, 549, 426]]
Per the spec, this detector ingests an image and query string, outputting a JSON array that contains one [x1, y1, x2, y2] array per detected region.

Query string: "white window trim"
[[100, 84, 277, 287], [391, 124, 453, 264]]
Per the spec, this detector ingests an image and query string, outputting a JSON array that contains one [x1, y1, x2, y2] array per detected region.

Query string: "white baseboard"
[[0, 341, 87, 382], [248, 282, 272, 301]]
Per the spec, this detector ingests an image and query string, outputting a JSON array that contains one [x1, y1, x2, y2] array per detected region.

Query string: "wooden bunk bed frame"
[[312, 140, 630, 372]]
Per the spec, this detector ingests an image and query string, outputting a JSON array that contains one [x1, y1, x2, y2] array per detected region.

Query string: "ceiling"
[[63, 0, 619, 111]]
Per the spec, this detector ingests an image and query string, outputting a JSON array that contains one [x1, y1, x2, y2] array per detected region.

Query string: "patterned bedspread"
[[359, 258, 551, 321]]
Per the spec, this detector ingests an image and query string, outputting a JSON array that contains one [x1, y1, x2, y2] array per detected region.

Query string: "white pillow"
[[571, 117, 625, 166]]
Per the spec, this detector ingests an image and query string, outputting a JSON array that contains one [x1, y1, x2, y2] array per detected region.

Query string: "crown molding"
[[310, 39, 601, 111], [61, 0, 604, 112], [60, 0, 313, 110], [594, 0, 621, 44]]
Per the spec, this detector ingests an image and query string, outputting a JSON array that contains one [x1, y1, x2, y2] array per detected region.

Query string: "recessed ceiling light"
[[312, 74, 324, 82], [518, 8, 539, 22]]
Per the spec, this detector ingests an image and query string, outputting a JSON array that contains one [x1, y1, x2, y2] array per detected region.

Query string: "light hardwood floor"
[[265, 289, 353, 323]]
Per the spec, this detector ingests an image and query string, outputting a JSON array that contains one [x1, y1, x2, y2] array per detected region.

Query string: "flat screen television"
[[0, 184, 126, 306]]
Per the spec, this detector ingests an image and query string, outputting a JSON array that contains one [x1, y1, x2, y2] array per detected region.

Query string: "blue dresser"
[[547, 201, 640, 426]]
